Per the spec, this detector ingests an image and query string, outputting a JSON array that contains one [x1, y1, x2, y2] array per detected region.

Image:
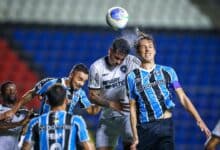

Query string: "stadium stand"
[[0, 0, 212, 29], [0, 38, 40, 110]]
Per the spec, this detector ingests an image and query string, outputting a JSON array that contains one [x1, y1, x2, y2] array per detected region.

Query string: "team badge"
[[120, 65, 127, 73]]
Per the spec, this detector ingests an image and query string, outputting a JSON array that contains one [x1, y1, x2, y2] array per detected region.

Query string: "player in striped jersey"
[[22, 84, 92, 150], [0, 64, 100, 120], [88, 38, 140, 150], [126, 32, 211, 150]]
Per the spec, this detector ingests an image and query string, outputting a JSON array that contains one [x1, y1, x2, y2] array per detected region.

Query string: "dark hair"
[[70, 63, 89, 74], [111, 38, 130, 55], [46, 84, 66, 107], [134, 32, 154, 50], [0, 81, 15, 96]]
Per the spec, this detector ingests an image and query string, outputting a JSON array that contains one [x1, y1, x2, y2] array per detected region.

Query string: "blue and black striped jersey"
[[34, 77, 91, 114], [126, 65, 181, 123], [24, 111, 90, 150]]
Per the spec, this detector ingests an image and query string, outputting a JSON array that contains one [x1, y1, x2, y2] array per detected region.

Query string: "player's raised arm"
[[0, 89, 36, 120], [175, 88, 211, 137]]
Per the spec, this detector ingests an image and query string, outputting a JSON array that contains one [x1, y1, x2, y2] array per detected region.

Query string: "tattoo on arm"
[[89, 90, 110, 108]]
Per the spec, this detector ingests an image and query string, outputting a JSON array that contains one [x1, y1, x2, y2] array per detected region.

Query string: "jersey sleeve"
[[34, 78, 57, 95], [126, 72, 137, 101], [23, 117, 39, 144], [212, 120, 220, 137], [126, 55, 141, 72], [88, 64, 101, 89], [74, 116, 90, 142], [79, 90, 91, 108], [170, 68, 181, 89]]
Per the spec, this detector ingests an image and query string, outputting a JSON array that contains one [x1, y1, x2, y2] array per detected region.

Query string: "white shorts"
[[96, 115, 133, 148]]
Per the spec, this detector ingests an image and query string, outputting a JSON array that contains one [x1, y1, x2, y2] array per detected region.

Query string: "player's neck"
[[51, 105, 66, 112], [141, 62, 156, 71]]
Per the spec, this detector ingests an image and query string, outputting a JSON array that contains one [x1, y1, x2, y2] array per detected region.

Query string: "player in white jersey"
[[88, 38, 140, 150], [0, 81, 26, 150]]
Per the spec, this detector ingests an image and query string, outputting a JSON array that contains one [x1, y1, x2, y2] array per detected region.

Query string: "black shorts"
[[137, 118, 174, 150]]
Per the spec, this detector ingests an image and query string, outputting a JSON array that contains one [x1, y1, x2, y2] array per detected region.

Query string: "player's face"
[[3, 83, 17, 104], [109, 49, 127, 66], [137, 39, 156, 63], [70, 71, 88, 90]]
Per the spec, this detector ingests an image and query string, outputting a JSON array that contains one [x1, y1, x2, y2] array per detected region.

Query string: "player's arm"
[[0, 89, 36, 120], [175, 88, 211, 137], [22, 118, 38, 150], [21, 141, 33, 150], [88, 89, 128, 112], [86, 104, 101, 115], [0, 109, 33, 131], [130, 99, 138, 150], [80, 141, 95, 150], [79, 90, 101, 115], [76, 116, 94, 150]]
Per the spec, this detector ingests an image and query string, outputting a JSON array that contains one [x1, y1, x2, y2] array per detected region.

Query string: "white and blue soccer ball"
[[106, 7, 129, 30]]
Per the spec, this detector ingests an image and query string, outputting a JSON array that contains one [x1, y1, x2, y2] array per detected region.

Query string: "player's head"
[[46, 84, 66, 107], [108, 38, 130, 66], [69, 63, 89, 90], [0, 81, 17, 104], [135, 32, 156, 63]]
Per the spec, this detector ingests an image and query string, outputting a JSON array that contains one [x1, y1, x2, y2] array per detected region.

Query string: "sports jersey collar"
[[140, 64, 156, 72], [61, 77, 68, 88], [62, 77, 81, 93], [104, 56, 112, 67]]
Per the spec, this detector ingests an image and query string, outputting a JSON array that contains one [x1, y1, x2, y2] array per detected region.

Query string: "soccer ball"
[[106, 7, 128, 30]]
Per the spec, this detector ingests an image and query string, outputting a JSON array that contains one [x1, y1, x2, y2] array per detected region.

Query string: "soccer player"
[[205, 120, 220, 150], [22, 84, 93, 150], [0, 81, 28, 150], [0, 64, 100, 120], [88, 38, 140, 150], [126, 32, 211, 150]]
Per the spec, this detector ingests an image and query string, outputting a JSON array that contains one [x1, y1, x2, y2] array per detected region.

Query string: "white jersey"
[[0, 105, 25, 150], [213, 120, 220, 137], [88, 54, 140, 118]]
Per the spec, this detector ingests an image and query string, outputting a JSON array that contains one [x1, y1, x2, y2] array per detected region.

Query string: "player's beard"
[[3, 94, 17, 105], [69, 78, 79, 91]]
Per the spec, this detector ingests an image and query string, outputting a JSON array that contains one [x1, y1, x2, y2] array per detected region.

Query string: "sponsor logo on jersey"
[[102, 73, 109, 76], [103, 78, 125, 89]]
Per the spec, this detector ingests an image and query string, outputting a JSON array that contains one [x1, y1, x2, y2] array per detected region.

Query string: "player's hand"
[[0, 110, 15, 120], [109, 100, 130, 112], [197, 120, 211, 138], [130, 138, 138, 150]]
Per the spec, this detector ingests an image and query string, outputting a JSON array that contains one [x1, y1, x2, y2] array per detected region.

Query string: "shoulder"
[[72, 115, 86, 123], [91, 57, 105, 68], [28, 116, 40, 127], [35, 77, 56, 89], [37, 77, 56, 84], [158, 65, 175, 72], [125, 55, 141, 65], [127, 68, 139, 78]]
